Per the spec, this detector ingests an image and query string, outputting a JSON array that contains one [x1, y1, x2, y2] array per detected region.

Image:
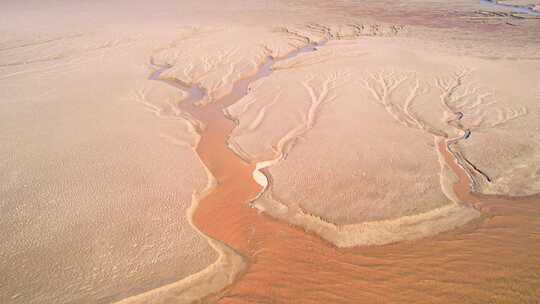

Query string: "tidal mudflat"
[[1, 1, 539, 303]]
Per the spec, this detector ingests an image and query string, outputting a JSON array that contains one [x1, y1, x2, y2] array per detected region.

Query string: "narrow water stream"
[[480, 0, 540, 16], [151, 43, 540, 303]]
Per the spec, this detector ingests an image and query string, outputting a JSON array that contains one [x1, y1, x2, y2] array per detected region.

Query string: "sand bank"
[[227, 35, 540, 247], [0, 2, 335, 302], [0, 26, 233, 302], [2, 0, 540, 303]]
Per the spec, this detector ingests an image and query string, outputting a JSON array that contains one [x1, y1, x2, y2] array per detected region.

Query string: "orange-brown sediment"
[[170, 54, 540, 303]]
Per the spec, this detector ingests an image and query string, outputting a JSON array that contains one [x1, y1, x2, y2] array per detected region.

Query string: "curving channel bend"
[[145, 42, 540, 303]]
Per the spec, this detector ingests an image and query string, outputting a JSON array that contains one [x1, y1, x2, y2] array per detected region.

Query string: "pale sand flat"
[[227, 36, 540, 246], [2, 0, 540, 303]]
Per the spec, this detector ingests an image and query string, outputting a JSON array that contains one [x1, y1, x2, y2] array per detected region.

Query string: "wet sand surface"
[[3, 1, 540, 303], [153, 46, 540, 303]]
